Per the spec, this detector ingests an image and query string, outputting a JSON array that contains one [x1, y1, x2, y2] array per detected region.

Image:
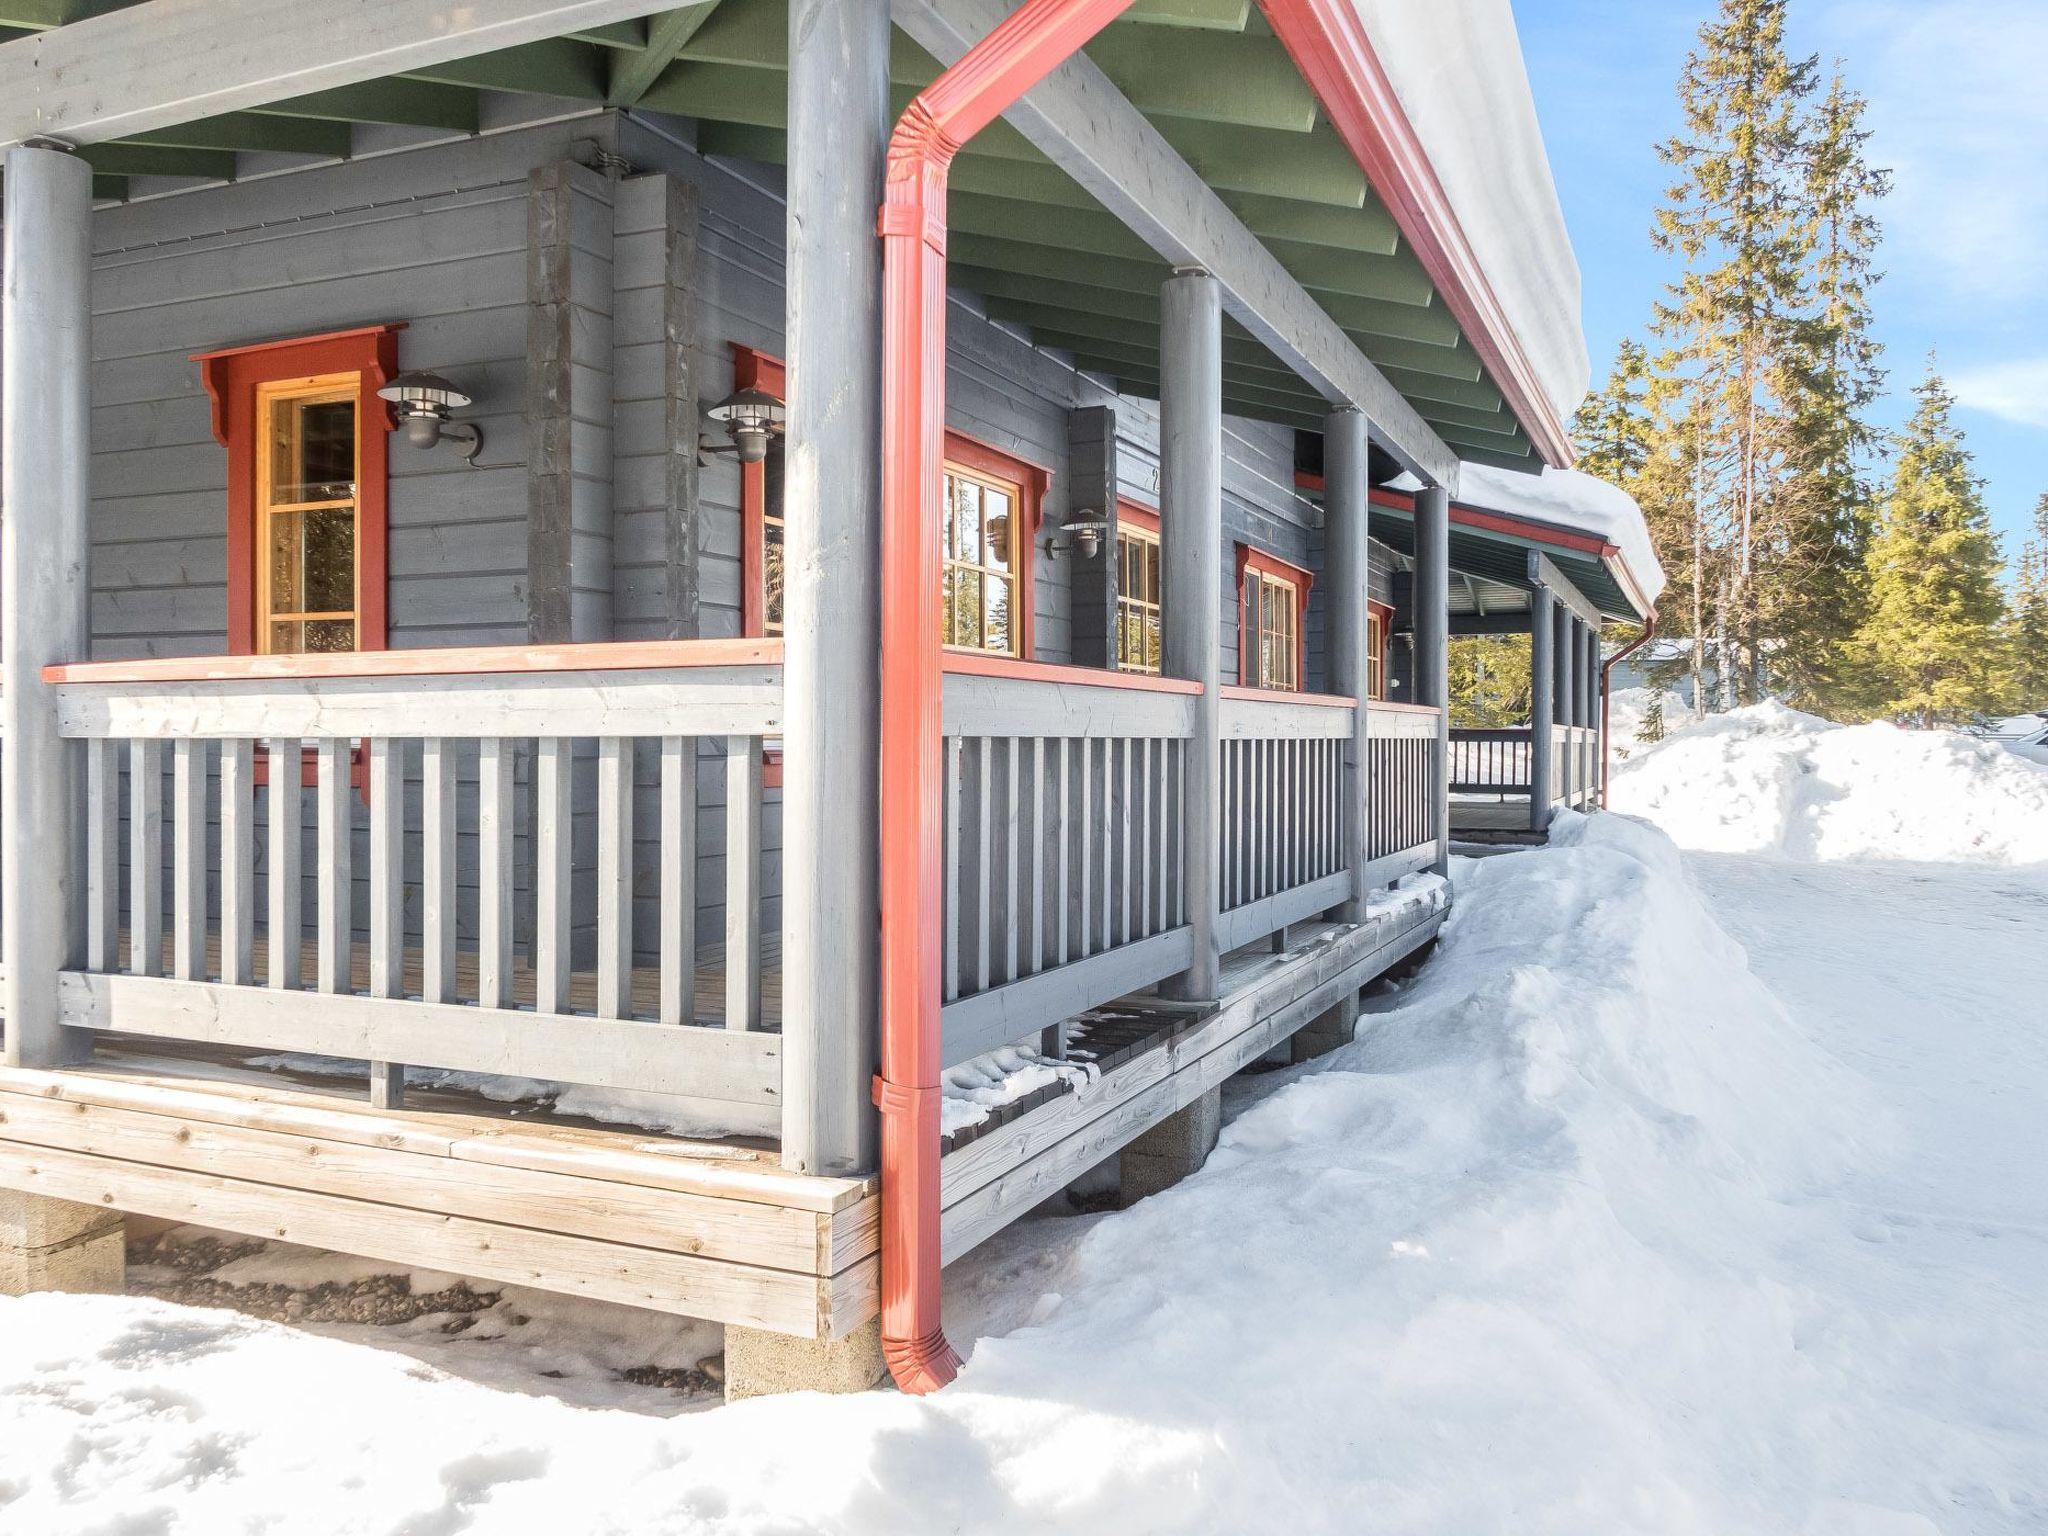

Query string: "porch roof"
[[0, 0, 1585, 478]]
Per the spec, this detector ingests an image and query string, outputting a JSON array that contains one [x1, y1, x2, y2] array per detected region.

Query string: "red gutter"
[[875, 0, 1137, 1396], [1598, 609, 1658, 806], [1258, 0, 1576, 469]]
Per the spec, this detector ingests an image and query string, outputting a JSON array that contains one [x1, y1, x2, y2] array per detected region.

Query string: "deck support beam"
[[1528, 583, 1555, 831], [2, 144, 94, 1070], [779, 0, 889, 1176], [1322, 406, 1371, 917], [1413, 483, 1450, 874], [1159, 270, 1223, 1001]]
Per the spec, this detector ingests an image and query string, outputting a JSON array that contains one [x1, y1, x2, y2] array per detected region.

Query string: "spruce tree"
[[1652, 0, 1817, 704], [1769, 71, 1890, 711], [1573, 338, 1655, 487], [2007, 493, 2048, 710], [1851, 367, 2009, 726]]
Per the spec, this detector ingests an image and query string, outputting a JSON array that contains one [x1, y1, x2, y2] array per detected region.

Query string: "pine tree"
[[1448, 635, 1532, 729], [1573, 338, 1655, 487], [1652, 0, 1817, 705], [2007, 492, 2048, 710], [1851, 366, 2009, 726], [1768, 70, 1890, 710]]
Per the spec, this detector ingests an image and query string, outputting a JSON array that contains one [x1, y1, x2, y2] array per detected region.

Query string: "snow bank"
[[0, 814, 1924, 1535], [1611, 702, 2048, 864], [1608, 684, 1690, 751]]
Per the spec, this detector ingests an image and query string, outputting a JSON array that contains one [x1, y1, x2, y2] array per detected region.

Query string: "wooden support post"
[[2, 145, 94, 1068], [779, 0, 889, 1177], [1414, 483, 1450, 875], [1528, 585, 1555, 832], [1160, 269, 1222, 1000], [1558, 610, 1578, 803], [1322, 407, 1370, 918]]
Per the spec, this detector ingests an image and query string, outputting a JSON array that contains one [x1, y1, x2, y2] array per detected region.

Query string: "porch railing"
[[938, 658, 1198, 1067], [46, 640, 786, 1132], [1448, 723, 1600, 816], [1552, 723, 1598, 811], [1217, 686, 1352, 951]]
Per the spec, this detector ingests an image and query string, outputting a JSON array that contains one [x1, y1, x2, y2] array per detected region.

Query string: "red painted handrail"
[[876, 0, 1138, 1396], [945, 652, 1202, 695], [42, 638, 783, 687]]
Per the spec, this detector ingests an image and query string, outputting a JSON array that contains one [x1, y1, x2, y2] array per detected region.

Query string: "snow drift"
[[1611, 701, 2048, 864], [0, 814, 1911, 1535]]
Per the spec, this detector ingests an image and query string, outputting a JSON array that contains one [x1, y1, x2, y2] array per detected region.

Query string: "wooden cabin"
[[0, 0, 1660, 1395]]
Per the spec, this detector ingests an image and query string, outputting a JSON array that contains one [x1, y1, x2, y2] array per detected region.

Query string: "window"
[[196, 325, 401, 656], [737, 347, 1044, 657], [1236, 545, 1313, 693], [1367, 599, 1393, 701], [1115, 501, 1162, 675]]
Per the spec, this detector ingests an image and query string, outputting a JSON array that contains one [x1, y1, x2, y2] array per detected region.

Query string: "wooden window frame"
[[737, 343, 1047, 661], [1114, 499, 1163, 676], [195, 324, 403, 658], [1367, 597, 1394, 702], [1235, 544, 1313, 691]]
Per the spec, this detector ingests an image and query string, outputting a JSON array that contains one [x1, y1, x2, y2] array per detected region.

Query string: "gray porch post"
[[1323, 408, 1370, 918], [2, 145, 94, 1068], [1582, 622, 1601, 802], [1528, 585, 1555, 831], [1561, 611, 1579, 803], [779, 0, 888, 1176], [1413, 484, 1450, 876], [1160, 270, 1222, 1000]]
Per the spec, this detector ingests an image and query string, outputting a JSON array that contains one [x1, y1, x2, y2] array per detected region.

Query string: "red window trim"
[[1117, 498, 1160, 537], [1235, 543, 1314, 689], [194, 323, 404, 659], [735, 342, 1048, 661], [1366, 596, 1394, 702]]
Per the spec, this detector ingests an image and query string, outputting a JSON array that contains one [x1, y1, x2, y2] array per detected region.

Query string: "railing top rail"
[[1218, 684, 1356, 709], [941, 652, 1202, 696], [1450, 725, 1532, 739], [1366, 700, 1444, 717], [43, 638, 784, 688]]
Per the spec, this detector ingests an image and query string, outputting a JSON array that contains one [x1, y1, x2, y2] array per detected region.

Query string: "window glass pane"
[[985, 573, 1013, 652], [270, 618, 356, 654], [983, 489, 1013, 574], [953, 478, 982, 564], [266, 504, 356, 618], [269, 395, 355, 503], [954, 569, 983, 649]]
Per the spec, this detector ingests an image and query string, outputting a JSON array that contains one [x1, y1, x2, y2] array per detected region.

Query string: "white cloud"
[[1950, 357, 2048, 430], [1813, 1, 2048, 312]]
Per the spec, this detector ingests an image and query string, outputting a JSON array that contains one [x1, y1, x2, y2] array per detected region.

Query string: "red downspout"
[[1598, 610, 1658, 807], [875, 0, 1137, 1395]]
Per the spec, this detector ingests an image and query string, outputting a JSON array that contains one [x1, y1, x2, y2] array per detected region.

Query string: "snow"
[[1606, 683, 1690, 751], [2, 716, 2045, 1531], [1611, 700, 2048, 863], [1353, 0, 1589, 434], [941, 1046, 1095, 1135], [1458, 460, 1668, 606]]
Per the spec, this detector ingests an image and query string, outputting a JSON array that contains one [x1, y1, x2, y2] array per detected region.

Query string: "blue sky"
[[1513, 0, 2048, 557]]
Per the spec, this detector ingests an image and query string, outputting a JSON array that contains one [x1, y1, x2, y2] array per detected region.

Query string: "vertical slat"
[[86, 739, 119, 973], [1003, 736, 1020, 984], [724, 734, 762, 1032], [1178, 740, 1190, 926], [657, 736, 697, 1027], [266, 741, 302, 990], [973, 737, 992, 993], [219, 741, 254, 987], [534, 736, 573, 1016], [1027, 737, 1046, 976], [314, 739, 351, 996], [129, 739, 164, 977], [422, 737, 457, 1006], [477, 738, 515, 1011], [1137, 736, 1152, 938], [1054, 737, 1071, 966], [1099, 732, 1113, 951], [943, 734, 962, 1002], [171, 740, 206, 980], [596, 736, 633, 1020], [368, 738, 403, 1001], [1074, 737, 1092, 960]]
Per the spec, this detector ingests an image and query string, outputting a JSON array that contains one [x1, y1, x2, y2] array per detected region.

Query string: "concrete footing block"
[[0, 1192, 124, 1296], [724, 1318, 886, 1401], [1120, 1084, 1223, 1204], [1291, 992, 1360, 1064]]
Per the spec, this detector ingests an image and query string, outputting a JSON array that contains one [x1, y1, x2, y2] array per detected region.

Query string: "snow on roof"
[[1457, 462, 1668, 609], [1353, 0, 1590, 436]]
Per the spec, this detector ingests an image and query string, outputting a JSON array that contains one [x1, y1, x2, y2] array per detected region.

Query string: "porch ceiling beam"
[[1530, 552, 1603, 628], [250, 80, 482, 132], [0, 0, 679, 147], [400, 37, 608, 97], [606, 2, 722, 106], [123, 111, 354, 158], [1118, 0, 1252, 29], [78, 142, 236, 180], [893, 0, 1456, 486]]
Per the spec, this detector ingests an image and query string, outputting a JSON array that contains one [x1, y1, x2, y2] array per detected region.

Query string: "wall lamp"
[[701, 387, 787, 465], [377, 371, 484, 465], [1043, 507, 1110, 561]]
